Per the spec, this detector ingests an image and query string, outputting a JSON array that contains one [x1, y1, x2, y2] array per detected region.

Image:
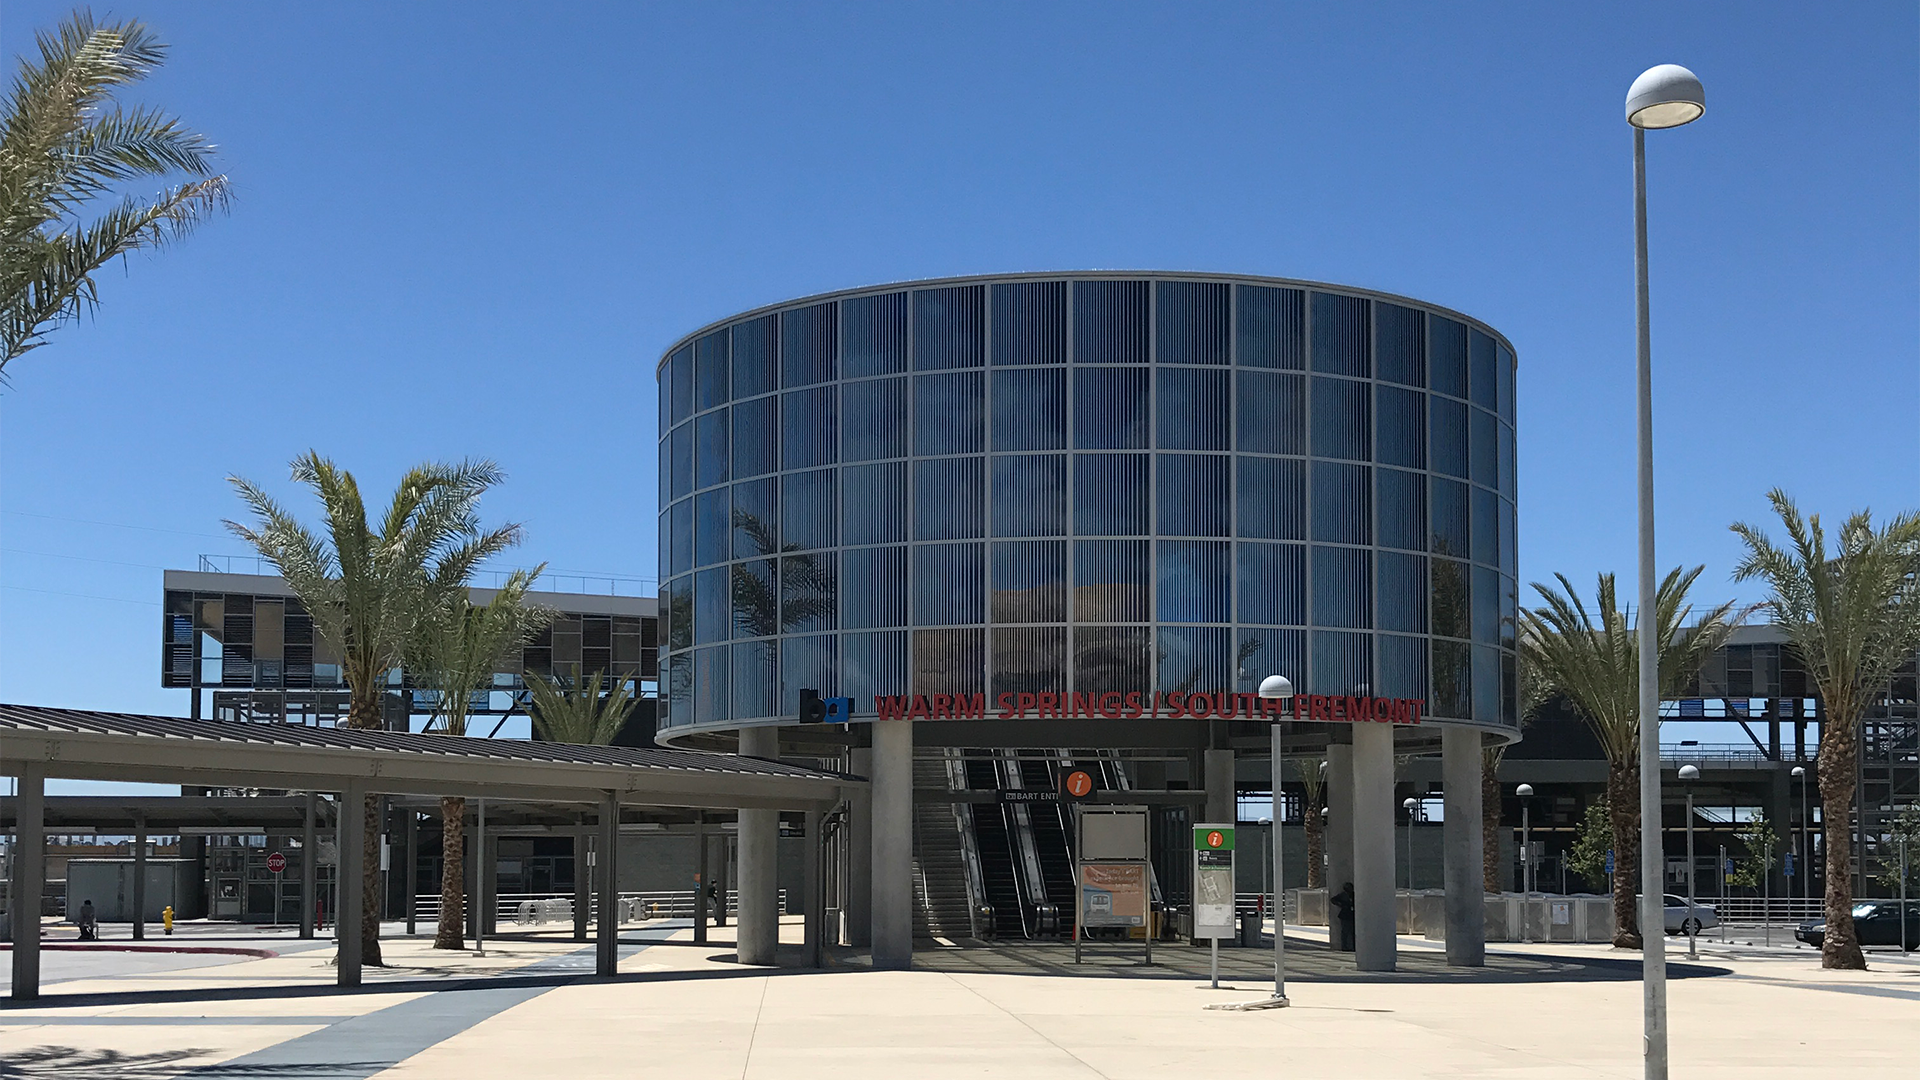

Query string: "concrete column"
[[403, 811, 417, 936], [300, 793, 317, 939], [338, 782, 366, 987], [736, 725, 781, 966], [1766, 766, 1792, 899], [1325, 741, 1355, 951], [1441, 726, 1485, 966], [1203, 748, 1236, 826], [1351, 723, 1396, 972], [596, 792, 619, 977], [803, 809, 824, 968], [481, 832, 499, 940], [573, 820, 590, 942], [709, 828, 730, 927], [132, 816, 148, 940], [10, 766, 44, 1000], [692, 813, 710, 944], [465, 826, 479, 942], [845, 746, 873, 947], [871, 718, 914, 969]]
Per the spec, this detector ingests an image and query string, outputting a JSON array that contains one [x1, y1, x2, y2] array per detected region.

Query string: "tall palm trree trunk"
[[1482, 751, 1504, 893], [437, 797, 466, 950], [1607, 758, 1642, 949], [1816, 717, 1865, 968], [1303, 806, 1325, 890], [346, 695, 385, 967]]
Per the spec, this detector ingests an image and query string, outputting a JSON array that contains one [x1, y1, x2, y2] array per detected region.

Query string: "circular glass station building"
[[656, 272, 1518, 749], [656, 272, 1519, 972]]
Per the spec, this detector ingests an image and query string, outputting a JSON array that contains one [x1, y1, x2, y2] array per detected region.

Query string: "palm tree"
[[1296, 758, 1327, 889], [226, 453, 517, 967], [1731, 491, 1920, 970], [2, 11, 229, 372], [526, 667, 637, 746], [1519, 567, 1744, 947], [413, 568, 553, 951]]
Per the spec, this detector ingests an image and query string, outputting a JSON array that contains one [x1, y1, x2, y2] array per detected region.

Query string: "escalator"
[[1021, 759, 1077, 916], [968, 802, 1028, 938], [964, 759, 1028, 937]]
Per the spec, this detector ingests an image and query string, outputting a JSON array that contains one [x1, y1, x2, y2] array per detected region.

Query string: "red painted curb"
[[0, 943, 277, 958]]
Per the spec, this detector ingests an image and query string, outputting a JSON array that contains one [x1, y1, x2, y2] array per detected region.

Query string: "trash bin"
[[1238, 912, 1263, 948]]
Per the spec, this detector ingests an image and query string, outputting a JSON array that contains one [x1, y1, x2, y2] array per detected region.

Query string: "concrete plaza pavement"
[[0, 918, 1912, 1078]]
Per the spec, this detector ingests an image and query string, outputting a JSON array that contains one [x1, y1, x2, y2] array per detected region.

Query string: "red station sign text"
[[870, 691, 1423, 725]]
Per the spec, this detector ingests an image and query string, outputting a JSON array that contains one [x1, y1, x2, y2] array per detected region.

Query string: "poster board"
[[1079, 862, 1149, 928], [1078, 807, 1148, 861]]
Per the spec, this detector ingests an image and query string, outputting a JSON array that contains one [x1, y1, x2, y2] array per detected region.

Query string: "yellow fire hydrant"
[[162, 905, 175, 936]]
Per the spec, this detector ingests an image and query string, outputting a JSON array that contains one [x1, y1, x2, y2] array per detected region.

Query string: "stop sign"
[[266, 852, 286, 874]]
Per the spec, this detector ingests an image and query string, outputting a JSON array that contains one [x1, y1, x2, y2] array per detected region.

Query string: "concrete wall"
[[64, 859, 194, 922], [1232, 825, 1512, 893]]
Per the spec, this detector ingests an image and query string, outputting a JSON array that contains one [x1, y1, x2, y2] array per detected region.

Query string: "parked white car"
[[1661, 894, 1718, 935]]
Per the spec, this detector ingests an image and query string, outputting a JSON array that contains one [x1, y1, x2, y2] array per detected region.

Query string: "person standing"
[[1330, 882, 1356, 952]]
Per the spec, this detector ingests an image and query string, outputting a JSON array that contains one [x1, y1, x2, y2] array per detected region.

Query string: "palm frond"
[[1520, 566, 1746, 766], [1, 11, 226, 372], [526, 666, 636, 746]]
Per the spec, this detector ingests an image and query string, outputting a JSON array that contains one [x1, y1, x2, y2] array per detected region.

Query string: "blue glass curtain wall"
[[657, 275, 1518, 732]]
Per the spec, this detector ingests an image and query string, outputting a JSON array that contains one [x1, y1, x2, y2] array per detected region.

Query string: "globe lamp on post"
[[1516, 784, 1534, 941], [1627, 62, 1703, 1080], [1678, 764, 1700, 960], [1258, 674, 1294, 1006], [1790, 766, 1807, 906]]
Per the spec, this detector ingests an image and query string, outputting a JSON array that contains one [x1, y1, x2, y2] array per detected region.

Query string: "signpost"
[[1193, 824, 1236, 988], [267, 852, 286, 929]]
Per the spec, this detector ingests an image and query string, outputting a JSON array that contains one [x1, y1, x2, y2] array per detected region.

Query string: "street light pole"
[[1259, 675, 1294, 1007], [1517, 784, 1533, 943], [1403, 797, 1418, 893], [1678, 765, 1699, 961], [1625, 62, 1705, 1080], [1791, 766, 1807, 908]]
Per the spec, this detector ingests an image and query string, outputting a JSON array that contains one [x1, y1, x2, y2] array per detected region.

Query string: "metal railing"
[[409, 889, 786, 925], [196, 555, 656, 598], [1707, 897, 1825, 923], [1234, 892, 1298, 923], [1660, 743, 1776, 762]]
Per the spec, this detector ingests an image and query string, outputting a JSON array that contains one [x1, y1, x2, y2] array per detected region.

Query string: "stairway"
[[912, 756, 975, 939]]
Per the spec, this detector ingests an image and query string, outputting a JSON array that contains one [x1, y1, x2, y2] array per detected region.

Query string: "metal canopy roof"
[[0, 794, 315, 831], [0, 705, 858, 811]]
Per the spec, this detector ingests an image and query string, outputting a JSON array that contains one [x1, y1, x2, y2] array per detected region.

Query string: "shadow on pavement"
[[880, 936, 1732, 983]]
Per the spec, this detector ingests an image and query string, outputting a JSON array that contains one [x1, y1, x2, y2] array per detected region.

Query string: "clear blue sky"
[[2, 2, 1915, 748]]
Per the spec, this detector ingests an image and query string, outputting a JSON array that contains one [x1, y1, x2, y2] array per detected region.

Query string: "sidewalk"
[[0, 919, 1912, 1079]]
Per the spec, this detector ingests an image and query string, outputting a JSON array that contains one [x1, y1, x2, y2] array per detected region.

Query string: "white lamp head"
[[1516, 783, 1534, 797], [1626, 64, 1705, 129], [1258, 674, 1295, 700], [1791, 766, 1805, 778], [1403, 797, 1418, 809], [1678, 764, 1700, 781]]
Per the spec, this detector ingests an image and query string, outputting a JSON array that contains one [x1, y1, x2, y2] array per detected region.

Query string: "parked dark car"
[[1795, 902, 1920, 950]]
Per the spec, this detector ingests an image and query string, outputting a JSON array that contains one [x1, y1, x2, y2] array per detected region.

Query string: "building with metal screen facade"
[[163, 570, 659, 731], [654, 273, 1518, 743]]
